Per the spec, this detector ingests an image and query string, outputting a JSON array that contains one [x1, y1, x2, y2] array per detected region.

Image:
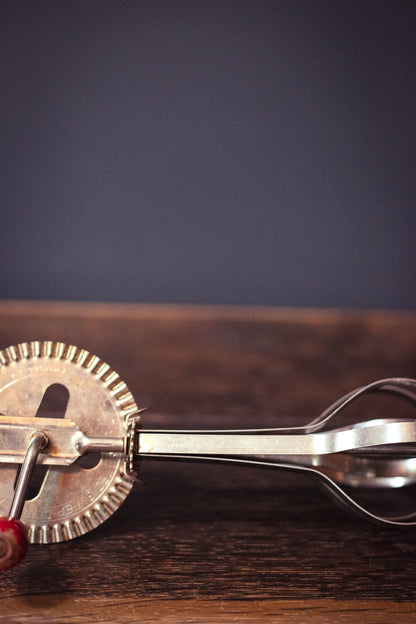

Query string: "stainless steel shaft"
[[136, 420, 416, 457]]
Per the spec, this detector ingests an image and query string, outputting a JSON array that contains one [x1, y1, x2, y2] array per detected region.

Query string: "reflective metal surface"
[[0, 341, 138, 544], [1, 341, 416, 543], [137, 420, 416, 456]]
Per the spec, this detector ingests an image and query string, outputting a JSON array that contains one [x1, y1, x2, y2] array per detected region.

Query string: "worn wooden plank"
[[0, 597, 416, 624], [0, 301, 415, 621]]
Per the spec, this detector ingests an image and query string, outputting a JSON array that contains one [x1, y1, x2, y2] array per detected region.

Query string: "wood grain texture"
[[0, 301, 415, 622], [0, 597, 415, 624]]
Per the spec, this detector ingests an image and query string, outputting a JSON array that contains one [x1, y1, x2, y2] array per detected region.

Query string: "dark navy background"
[[1, 1, 415, 309]]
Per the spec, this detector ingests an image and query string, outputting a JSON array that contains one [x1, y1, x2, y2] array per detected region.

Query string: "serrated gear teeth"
[[0, 341, 140, 544]]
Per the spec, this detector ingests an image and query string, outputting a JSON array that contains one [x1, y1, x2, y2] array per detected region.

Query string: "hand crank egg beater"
[[1, 341, 416, 571]]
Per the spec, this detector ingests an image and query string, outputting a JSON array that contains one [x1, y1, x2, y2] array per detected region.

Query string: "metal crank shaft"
[[3, 417, 415, 466]]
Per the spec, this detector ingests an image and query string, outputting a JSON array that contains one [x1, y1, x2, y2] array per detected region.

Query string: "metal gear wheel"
[[0, 341, 139, 544]]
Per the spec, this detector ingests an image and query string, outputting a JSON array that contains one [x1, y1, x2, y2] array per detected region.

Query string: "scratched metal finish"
[[0, 341, 138, 544]]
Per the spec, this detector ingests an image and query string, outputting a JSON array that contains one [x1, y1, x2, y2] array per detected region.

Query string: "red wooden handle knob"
[[0, 516, 28, 571]]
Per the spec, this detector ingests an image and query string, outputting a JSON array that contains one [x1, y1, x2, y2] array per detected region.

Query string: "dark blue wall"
[[2, 1, 415, 309]]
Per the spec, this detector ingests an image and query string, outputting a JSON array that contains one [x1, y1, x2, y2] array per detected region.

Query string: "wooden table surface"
[[0, 301, 416, 623]]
